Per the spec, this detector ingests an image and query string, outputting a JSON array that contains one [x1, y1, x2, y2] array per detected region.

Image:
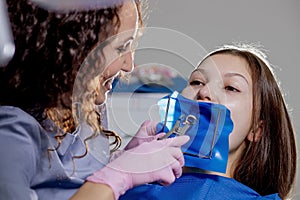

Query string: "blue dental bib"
[[157, 91, 233, 173]]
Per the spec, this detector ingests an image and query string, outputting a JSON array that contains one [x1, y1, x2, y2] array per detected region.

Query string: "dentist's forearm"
[[69, 182, 114, 200]]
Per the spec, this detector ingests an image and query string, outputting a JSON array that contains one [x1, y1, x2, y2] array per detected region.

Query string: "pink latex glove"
[[86, 135, 190, 200], [124, 120, 165, 150]]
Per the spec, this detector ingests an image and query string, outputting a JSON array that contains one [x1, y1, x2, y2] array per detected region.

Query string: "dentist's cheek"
[[121, 51, 134, 73]]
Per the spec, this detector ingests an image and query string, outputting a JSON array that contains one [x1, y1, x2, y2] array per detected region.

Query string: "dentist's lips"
[[103, 77, 114, 91], [101, 71, 120, 92]]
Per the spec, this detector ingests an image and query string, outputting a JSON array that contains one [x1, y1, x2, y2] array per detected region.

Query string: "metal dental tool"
[[159, 114, 197, 140]]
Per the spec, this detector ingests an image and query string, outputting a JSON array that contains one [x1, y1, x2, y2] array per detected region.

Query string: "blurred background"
[[107, 0, 300, 197]]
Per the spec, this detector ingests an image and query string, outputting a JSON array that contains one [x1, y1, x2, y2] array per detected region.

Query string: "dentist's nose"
[[121, 51, 134, 73]]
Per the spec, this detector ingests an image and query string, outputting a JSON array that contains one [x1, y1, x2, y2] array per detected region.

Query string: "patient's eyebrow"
[[192, 68, 207, 76], [224, 72, 249, 85]]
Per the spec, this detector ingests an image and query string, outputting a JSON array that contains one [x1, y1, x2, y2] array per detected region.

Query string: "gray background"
[[145, 0, 300, 198]]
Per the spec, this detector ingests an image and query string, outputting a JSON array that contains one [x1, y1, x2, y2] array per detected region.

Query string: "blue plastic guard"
[[157, 91, 233, 173]]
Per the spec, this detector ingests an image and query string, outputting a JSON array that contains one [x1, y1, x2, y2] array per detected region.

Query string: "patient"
[[119, 43, 297, 200]]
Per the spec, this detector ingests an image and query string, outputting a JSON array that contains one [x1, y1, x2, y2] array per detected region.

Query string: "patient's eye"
[[225, 86, 240, 92], [189, 80, 204, 86]]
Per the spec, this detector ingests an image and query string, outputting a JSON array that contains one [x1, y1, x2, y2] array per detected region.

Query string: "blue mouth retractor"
[[157, 91, 233, 173]]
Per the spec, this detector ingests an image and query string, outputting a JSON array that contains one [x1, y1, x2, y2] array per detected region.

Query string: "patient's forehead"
[[191, 54, 252, 79]]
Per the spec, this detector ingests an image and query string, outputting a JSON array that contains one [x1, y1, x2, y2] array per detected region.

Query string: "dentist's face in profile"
[[96, 0, 139, 104]]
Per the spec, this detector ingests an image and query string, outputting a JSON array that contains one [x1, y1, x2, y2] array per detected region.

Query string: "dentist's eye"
[[116, 40, 133, 54], [225, 86, 240, 92], [189, 80, 204, 86], [116, 46, 128, 54]]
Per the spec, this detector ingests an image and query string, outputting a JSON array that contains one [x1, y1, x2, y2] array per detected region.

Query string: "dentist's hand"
[[86, 135, 190, 200], [124, 120, 165, 150]]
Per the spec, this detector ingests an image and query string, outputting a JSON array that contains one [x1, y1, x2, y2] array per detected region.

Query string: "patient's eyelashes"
[[225, 85, 240, 92], [189, 80, 204, 86]]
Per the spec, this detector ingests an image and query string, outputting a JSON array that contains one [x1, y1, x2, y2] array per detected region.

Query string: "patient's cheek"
[[181, 86, 197, 100]]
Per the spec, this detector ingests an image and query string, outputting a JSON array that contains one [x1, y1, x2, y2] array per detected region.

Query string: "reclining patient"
[[119, 43, 297, 200]]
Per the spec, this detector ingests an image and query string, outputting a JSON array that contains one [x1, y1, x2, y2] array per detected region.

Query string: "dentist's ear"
[[247, 121, 264, 142]]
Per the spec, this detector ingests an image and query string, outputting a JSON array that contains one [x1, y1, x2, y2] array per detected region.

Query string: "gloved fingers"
[[142, 131, 165, 141], [163, 135, 190, 148], [170, 158, 183, 179], [168, 146, 185, 167], [138, 120, 158, 137], [142, 120, 159, 136], [125, 127, 164, 151], [156, 160, 182, 186], [153, 132, 166, 140]]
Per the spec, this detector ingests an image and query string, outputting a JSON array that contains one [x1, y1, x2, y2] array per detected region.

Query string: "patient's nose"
[[197, 84, 215, 102]]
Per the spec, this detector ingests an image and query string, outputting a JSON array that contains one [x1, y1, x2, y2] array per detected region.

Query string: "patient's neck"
[[182, 167, 230, 178], [182, 146, 244, 178]]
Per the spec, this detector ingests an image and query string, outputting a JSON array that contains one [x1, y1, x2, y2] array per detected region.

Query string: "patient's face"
[[181, 53, 253, 153]]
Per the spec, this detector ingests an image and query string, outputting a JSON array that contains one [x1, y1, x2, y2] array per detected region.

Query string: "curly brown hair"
[[0, 0, 144, 152]]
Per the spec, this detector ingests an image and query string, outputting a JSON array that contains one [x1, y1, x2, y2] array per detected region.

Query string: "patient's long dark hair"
[[206, 44, 297, 199]]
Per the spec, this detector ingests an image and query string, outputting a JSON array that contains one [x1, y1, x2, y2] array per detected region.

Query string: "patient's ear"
[[247, 121, 264, 142]]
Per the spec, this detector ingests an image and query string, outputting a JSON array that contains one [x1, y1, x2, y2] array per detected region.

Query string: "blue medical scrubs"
[[0, 106, 110, 200], [120, 173, 281, 200]]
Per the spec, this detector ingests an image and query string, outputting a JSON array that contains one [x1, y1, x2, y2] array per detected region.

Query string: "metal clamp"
[[159, 114, 197, 140]]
